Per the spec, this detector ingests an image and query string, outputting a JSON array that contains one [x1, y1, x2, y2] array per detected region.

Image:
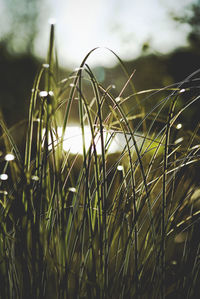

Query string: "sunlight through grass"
[[0, 23, 200, 299], [43, 125, 145, 155]]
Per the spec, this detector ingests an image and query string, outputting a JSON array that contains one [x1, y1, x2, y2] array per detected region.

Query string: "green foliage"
[[0, 24, 200, 299]]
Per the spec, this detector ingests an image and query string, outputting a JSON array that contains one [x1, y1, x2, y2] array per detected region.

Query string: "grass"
[[1, 23, 200, 299]]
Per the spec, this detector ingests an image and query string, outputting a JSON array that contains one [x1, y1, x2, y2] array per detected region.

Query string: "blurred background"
[[0, 0, 200, 127]]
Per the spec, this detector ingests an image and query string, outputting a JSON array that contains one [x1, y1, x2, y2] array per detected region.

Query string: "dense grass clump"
[[1, 24, 200, 299]]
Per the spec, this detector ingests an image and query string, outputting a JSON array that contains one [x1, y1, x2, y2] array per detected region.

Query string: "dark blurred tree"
[[3, 0, 40, 54], [170, 0, 200, 127], [173, 0, 200, 50], [0, 0, 41, 126], [0, 43, 39, 126]]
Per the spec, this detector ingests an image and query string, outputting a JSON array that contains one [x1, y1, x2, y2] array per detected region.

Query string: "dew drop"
[[4, 153, 15, 161], [117, 165, 124, 171], [42, 63, 50, 69], [74, 67, 84, 72], [0, 174, 8, 181], [49, 91, 54, 97], [68, 187, 76, 193], [39, 91, 48, 98], [120, 118, 125, 123], [176, 123, 182, 130], [0, 190, 8, 195], [31, 175, 40, 181], [35, 118, 42, 123], [60, 78, 68, 84], [175, 137, 184, 145], [190, 144, 200, 150], [115, 97, 122, 103]]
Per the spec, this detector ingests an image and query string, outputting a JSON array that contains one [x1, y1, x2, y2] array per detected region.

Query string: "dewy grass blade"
[[24, 67, 45, 172], [161, 93, 178, 298]]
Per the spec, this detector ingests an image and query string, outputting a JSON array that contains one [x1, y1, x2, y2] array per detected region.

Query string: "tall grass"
[[1, 24, 200, 299]]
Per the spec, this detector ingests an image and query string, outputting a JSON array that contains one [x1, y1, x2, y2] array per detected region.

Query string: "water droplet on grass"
[[31, 175, 39, 181], [4, 153, 15, 161], [117, 165, 124, 171], [175, 137, 183, 145], [176, 123, 182, 130], [0, 190, 8, 195], [0, 174, 8, 181], [68, 187, 76, 193], [115, 97, 122, 103], [179, 88, 186, 94], [49, 91, 54, 96], [39, 91, 48, 98], [43, 63, 50, 69], [190, 144, 200, 150]]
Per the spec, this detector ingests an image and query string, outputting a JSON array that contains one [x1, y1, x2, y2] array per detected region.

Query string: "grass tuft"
[[0, 24, 200, 299]]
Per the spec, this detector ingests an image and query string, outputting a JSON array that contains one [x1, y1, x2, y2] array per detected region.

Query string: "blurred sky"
[[0, 0, 195, 68]]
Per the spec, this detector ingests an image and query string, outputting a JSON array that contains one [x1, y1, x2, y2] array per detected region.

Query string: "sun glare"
[[43, 126, 120, 154], [42, 125, 143, 155]]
